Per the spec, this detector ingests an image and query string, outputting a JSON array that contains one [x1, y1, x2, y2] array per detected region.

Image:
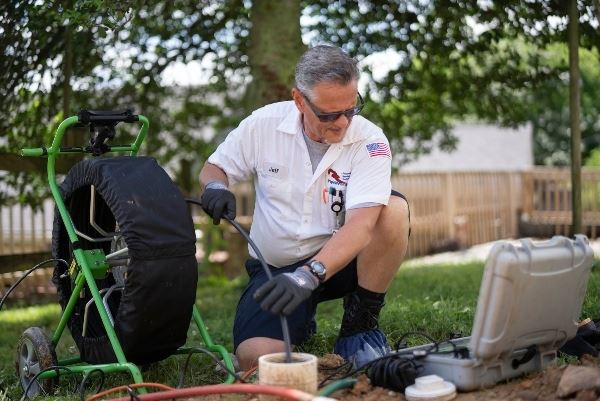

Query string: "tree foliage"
[[304, 0, 599, 164], [1, 0, 599, 204], [0, 0, 127, 204], [530, 47, 600, 165]]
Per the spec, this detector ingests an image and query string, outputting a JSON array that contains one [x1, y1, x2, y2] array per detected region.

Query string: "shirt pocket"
[[258, 162, 292, 200]]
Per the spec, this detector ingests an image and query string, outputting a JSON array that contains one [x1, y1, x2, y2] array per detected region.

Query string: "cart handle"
[[20, 111, 149, 157], [78, 109, 138, 125]]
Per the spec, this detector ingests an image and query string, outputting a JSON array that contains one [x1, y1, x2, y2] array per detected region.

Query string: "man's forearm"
[[200, 162, 229, 188]]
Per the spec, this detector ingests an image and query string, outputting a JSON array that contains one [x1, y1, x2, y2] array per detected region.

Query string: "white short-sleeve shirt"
[[208, 101, 392, 267]]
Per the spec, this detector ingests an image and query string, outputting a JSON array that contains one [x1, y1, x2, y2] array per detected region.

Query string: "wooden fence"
[[0, 199, 54, 256], [226, 169, 600, 257], [2, 168, 599, 261], [223, 171, 525, 258], [522, 168, 600, 238], [391, 171, 523, 257]]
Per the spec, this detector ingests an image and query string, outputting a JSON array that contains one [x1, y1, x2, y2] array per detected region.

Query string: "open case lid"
[[469, 235, 594, 361]]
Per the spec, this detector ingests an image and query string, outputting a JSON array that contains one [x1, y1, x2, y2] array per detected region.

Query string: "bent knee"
[[382, 194, 410, 226], [390, 194, 410, 218], [235, 337, 288, 370], [372, 194, 410, 242]]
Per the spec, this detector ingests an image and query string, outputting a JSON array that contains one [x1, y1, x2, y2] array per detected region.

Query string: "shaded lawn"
[[1, 261, 599, 400]]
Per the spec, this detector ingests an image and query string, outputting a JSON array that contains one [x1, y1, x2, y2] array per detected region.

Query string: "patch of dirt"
[[319, 354, 600, 401], [164, 354, 600, 401]]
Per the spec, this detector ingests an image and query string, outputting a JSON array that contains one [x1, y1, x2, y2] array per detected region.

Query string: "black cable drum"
[[51, 157, 198, 365]]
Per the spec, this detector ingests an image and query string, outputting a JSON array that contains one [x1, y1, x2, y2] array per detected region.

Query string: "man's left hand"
[[253, 267, 319, 316]]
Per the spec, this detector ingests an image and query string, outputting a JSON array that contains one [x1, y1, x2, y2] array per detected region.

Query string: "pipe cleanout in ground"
[[258, 352, 318, 401]]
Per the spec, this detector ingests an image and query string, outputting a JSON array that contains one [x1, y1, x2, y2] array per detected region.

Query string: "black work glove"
[[201, 186, 236, 225], [253, 267, 319, 316]]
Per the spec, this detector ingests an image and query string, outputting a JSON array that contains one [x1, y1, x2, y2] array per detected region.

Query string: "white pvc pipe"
[[258, 352, 318, 401]]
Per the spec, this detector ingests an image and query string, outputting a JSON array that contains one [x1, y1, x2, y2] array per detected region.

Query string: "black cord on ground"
[[177, 346, 245, 388], [186, 198, 293, 363], [0, 258, 68, 312], [366, 354, 422, 392], [20, 365, 72, 401], [321, 331, 471, 392], [394, 331, 439, 353], [125, 386, 141, 401], [318, 360, 354, 387], [317, 350, 424, 393], [78, 369, 105, 401], [396, 331, 470, 359]]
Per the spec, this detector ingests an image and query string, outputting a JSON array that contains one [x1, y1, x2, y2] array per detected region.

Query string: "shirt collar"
[[276, 103, 301, 135]]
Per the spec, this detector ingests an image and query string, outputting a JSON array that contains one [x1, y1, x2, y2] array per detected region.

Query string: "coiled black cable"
[[78, 369, 105, 401], [366, 354, 422, 392], [367, 331, 472, 392], [319, 351, 423, 392], [319, 331, 470, 393], [20, 365, 73, 401]]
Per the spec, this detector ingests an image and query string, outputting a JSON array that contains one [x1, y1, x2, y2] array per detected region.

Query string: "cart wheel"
[[15, 327, 58, 397]]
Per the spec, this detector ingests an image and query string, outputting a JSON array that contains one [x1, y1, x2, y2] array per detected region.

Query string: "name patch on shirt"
[[262, 162, 288, 179], [366, 142, 391, 158]]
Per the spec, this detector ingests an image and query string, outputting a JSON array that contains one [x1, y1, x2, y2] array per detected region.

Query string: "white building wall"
[[400, 123, 533, 172]]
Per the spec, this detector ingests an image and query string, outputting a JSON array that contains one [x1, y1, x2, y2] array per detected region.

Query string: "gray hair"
[[295, 45, 359, 99]]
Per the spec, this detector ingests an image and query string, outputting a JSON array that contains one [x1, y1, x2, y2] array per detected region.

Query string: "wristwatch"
[[307, 260, 326, 283]]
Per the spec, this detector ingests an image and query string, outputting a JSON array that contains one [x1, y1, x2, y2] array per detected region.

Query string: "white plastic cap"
[[405, 375, 457, 401]]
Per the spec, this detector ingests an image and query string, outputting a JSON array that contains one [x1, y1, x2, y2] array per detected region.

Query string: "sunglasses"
[[301, 92, 364, 123]]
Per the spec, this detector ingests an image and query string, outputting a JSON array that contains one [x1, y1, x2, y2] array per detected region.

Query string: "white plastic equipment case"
[[397, 235, 594, 391]]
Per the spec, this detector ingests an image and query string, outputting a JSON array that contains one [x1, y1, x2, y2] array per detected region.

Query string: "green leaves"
[[2, 0, 599, 204]]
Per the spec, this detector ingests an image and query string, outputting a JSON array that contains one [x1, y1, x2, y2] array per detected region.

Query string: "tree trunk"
[[244, 0, 306, 113], [179, 158, 192, 196], [62, 24, 75, 147], [568, 0, 582, 234]]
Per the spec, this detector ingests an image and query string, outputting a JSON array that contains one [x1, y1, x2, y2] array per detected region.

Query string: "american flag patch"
[[366, 142, 391, 158]]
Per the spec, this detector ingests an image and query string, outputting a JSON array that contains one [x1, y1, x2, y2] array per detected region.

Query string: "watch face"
[[309, 261, 326, 280]]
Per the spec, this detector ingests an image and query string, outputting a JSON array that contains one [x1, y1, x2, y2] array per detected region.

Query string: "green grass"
[[1, 261, 599, 400]]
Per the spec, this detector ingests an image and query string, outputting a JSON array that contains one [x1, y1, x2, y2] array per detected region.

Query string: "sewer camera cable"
[[0, 258, 68, 312], [186, 198, 293, 363]]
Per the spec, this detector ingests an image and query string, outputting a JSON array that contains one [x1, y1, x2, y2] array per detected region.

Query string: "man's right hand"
[[201, 185, 236, 225]]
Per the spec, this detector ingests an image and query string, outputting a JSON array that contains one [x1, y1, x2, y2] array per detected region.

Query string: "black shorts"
[[232, 190, 410, 351]]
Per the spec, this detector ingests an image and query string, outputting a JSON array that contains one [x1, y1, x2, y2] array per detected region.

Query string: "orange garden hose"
[[95, 383, 329, 401], [86, 383, 175, 401], [240, 365, 259, 381]]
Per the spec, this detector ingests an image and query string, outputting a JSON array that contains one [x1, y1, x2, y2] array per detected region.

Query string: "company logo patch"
[[366, 142, 391, 158], [327, 168, 347, 186], [327, 168, 344, 183]]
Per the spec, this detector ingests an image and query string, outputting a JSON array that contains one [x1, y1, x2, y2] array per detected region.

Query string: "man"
[[199, 44, 410, 371]]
